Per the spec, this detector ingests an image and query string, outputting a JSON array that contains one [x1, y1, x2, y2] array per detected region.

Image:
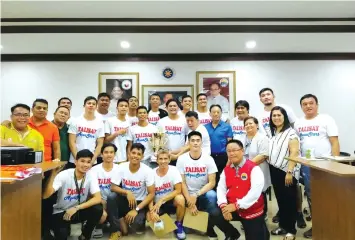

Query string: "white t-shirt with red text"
[[153, 166, 182, 203], [105, 117, 130, 162], [111, 162, 154, 201], [196, 111, 212, 125], [52, 169, 100, 214], [294, 114, 338, 157], [90, 163, 120, 201], [177, 152, 217, 195], [68, 116, 105, 163], [126, 124, 158, 161], [259, 104, 297, 138], [230, 117, 246, 143], [157, 116, 187, 151], [148, 110, 161, 126], [126, 114, 139, 127]]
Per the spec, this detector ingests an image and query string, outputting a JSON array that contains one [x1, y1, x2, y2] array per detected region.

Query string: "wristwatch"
[[135, 207, 140, 212]]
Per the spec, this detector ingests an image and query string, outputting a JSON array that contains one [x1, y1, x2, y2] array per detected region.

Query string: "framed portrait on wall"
[[98, 72, 139, 113], [196, 71, 236, 116], [141, 85, 194, 110]]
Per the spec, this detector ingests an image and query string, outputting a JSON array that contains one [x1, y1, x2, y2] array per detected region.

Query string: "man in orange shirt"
[[29, 99, 60, 162]]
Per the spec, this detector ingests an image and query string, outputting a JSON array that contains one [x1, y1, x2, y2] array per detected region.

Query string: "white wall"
[[1, 60, 355, 154]]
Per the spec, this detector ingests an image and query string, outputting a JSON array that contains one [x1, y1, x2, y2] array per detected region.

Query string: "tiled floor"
[[69, 189, 312, 239]]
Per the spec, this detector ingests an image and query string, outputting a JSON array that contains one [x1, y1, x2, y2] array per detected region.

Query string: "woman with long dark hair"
[[268, 106, 300, 240]]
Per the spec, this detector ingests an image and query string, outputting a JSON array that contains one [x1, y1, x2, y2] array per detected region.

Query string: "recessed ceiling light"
[[245, 40, 256, 49], [120, 41, 130, 49]]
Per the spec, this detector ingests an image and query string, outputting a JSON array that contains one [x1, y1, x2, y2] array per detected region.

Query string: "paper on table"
[[183, 209, 209, 233], [148, 213, 177, 237]]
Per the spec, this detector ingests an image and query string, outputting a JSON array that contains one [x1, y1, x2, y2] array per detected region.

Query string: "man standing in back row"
[[295, 94, 340, 239]]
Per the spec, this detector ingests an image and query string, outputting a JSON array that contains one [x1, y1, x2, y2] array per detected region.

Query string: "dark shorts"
[[158, 200, 176, 216]]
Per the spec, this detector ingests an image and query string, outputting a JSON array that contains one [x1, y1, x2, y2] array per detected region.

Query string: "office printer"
[[1, 147, 43, 165]]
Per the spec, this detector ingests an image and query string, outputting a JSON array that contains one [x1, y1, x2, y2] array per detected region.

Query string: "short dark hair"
[[136, 105, 148, 113], [209, 104, 222, 112], [226, 139, 244, 149], [83, 96, 97, 106], [58, 97, 72, 106], [182, 95, 192, 102], [129, 96, 138, 101], [130, 143, 145, 154], [235, 100, 250, 111], [196, 93, 207, 100], [76, 149, 94, 160], [117, 98, 129, 107], [101, 142, 118, 154], [98, 92, 111, 100], [259, 88, 274, 96], [54, 106, 70, 114], [166, 99, 179, 107], [185, 111, 199, 119], [209, 82, 221, 89], [164, 92, 173, 97], [270, 106, 291, 136], [188, 130, 202, 140], [32, 99, 48, 108], [243, 116, 259, 126], [150, 93, 161, 100], [11, 103, 30, 113], [300, 94, 318, 105]]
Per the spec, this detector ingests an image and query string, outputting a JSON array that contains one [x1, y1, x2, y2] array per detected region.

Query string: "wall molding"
[[2, 53, 355, 62], [2, 17, 355, 22]]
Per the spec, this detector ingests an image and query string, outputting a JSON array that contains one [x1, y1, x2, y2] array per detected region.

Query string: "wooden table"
[[287, 157, 355, 240], [1, 161, 66, 240]]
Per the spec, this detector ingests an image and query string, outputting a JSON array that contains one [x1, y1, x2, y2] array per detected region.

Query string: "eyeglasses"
[[12, 113, 30, 118]]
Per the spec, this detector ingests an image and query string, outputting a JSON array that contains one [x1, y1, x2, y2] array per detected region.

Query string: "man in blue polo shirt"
[[205, 104, 233, 189]]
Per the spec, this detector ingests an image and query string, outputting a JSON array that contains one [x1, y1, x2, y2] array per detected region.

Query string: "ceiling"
[[2, 1, 355, 19], [1, 1, 355, 54], [2, 33, 355, 54]]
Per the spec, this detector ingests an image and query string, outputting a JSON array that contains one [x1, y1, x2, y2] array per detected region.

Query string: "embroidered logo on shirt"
[[241, 173, 248, 181]]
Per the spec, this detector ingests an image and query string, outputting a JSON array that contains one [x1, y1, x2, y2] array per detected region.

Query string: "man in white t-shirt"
[[147, 150, 186, 240], [197, 93, 229, 124], [170, 111, 211, 161], [107, 143, 155, 238], [96, 93, 116, 123], [127, 96, 139, 126], [177, 131, 232, 239], [157, 99, 187, 165], [127, 106, 158, 168], [90, 143, 120, 238], [148, 93, 168, 126], [105, 99, 130, 163], [177, 95, 193, 117], [295, 94, 340, 239], [68, 96, 105, 168], [230, 100, 249, 142], [43, 149, 103, 240], [258, 88, 297, 138]]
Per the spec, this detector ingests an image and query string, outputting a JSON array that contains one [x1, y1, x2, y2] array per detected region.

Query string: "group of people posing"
[[0, 86, 340, 240]]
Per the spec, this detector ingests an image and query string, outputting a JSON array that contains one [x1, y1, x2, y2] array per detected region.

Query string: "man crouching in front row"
[[107, 143, 155, 240], [43, 149, 103, 240]]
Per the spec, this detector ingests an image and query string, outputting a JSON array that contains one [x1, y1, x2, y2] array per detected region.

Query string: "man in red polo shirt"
[[29, 99, 60, 162], [217, 139, 270, 240]]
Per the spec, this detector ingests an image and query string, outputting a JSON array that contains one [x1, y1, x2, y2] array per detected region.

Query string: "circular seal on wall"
[[219, 78, 229, 87], [162, 67, 174, 80]]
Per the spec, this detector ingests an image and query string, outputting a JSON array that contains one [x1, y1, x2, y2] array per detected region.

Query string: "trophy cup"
[[149, 131, 168, 162]]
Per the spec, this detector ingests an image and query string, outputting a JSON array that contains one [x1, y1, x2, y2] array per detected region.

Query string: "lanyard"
[[74, 172, 85, 204]]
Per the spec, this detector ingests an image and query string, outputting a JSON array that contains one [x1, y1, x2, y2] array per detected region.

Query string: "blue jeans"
[[196, 190, 234, 235], [301, 165, 312, 211]]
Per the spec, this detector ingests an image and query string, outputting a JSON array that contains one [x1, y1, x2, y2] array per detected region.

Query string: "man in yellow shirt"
[[0, 103, 44, 152]]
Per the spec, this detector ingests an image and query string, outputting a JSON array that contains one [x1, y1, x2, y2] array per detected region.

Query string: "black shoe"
[[207, 228, 218, 240], [272, 211, 280, 223], [42, 230, 54, 240], [271, 227, 287, 235], [297, 212, 307, 229], [225, 231, 241, 240], [304, 228, 312, 238]]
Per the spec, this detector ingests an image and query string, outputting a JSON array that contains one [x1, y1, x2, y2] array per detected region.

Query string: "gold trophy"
[[150, 131, 168, 162]]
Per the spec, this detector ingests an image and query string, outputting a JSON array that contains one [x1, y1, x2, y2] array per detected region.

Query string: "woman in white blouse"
[[268, 106, 300, 240], [243, 116, 271, 217]]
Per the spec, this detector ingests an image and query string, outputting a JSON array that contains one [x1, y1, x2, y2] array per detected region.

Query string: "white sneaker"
[[92, 227, 103, 238]]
